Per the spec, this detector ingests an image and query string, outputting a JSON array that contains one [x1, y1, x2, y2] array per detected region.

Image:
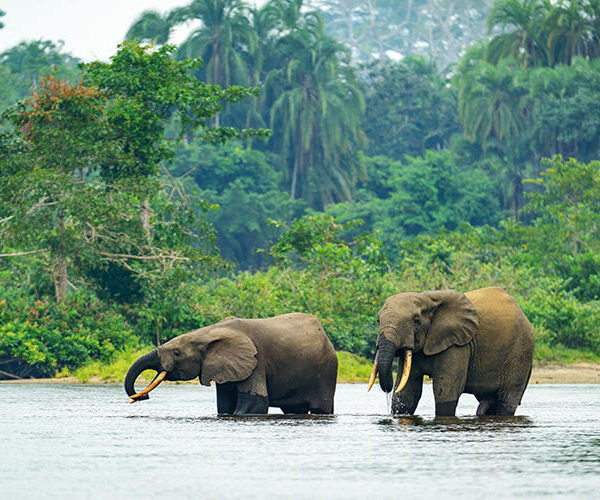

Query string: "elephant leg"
[[235, 391, 269, 415], [493, 357, 532, 416], [234, 367, 268, 415], [308, 357, 337, 415], [475, 397, 496, 416], [309, 403, 333, 415], [430, 345, 470, 417], [280, 404, 309, 414], [391, 363, 424, 415], [216, 383, 237, 415], [493, 402, 517, 416]]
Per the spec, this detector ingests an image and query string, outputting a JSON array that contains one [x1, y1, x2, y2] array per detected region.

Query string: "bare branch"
[[0, 369, 21, 380], [0, 248, 49, 258], [99, 252, 190, 262]]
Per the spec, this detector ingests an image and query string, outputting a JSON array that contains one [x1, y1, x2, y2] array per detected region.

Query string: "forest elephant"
[[125, 313, 338, 415], [368, 287, 534, 417]]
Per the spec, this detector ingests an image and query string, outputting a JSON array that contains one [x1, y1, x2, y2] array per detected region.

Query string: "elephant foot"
[[435, 400, 458, 417], [234, 392, 268, 415], [476, 398, 517, 416], [476, 399, 496, 416], [309, 403, 334, 415], [280, 404, 309, 414]]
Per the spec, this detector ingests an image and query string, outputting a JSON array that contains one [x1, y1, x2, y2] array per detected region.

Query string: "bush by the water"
[[0, 275, 136, 377], [3, 201, 600, 379]]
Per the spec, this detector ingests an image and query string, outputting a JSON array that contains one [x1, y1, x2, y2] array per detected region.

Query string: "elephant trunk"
[[124, 350, 164, 402], [376, 337, 397, 393]]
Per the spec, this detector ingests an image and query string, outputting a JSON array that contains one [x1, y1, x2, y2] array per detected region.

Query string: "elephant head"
[[124, 327, 258, 402], [368, 290, 479, 393]]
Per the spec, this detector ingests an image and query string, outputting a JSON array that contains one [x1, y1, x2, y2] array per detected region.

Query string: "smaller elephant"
[[125, 313, 338, 415], [368, 287, 534, 417]]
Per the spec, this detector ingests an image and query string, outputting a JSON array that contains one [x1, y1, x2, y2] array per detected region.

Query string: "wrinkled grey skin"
[[374, 287, 534, 417], [125, 313, 338, 415]]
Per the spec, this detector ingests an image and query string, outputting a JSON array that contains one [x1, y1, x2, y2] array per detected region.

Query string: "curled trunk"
[[377, 338, 397, 393], [124, 350, 161, 400]]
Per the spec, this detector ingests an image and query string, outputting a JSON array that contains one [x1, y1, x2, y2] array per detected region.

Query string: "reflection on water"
[[0, 383, 599, 499], [376, 415, 535, 434]]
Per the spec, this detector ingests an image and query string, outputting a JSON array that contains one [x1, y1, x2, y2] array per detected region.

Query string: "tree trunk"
[[513, 174, 523, 222], [140, 198, 151, 242], [290, 156, 299, 200], [56, 213, 68, 303]]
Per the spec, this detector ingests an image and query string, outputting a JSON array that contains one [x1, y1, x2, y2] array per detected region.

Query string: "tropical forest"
[[2, 0, 600, 382]]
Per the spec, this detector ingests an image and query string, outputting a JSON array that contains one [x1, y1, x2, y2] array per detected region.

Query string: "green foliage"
[[362, 56, 461, 161], [0, 40, 81, 110], [336, 351, 373, 382], [3, 3, 600, 378], [59, 346, 155, 383], [522, 286, 600, 351], [81, 41, 265, 179], [263, 8, 366, 206], [169, 140, 303, 268], [532, 340, 600, 365], [328, 151, 501, 258], [0, 274, 136, 376]]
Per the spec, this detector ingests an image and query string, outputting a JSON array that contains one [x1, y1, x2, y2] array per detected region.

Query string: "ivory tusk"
[[395, 350, 412, 394], [129, 371, 167, 402], [367, 353, 378, 392]]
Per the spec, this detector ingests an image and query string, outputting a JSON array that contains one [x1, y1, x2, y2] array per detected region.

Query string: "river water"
[[1, 383, 598, 499]]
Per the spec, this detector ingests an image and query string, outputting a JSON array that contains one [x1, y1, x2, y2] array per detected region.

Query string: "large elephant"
[[125, 313, 338, 415], [368, 287, 534, 417]]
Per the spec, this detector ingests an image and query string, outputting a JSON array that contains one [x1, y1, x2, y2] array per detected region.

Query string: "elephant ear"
[[423, 290, 479, 356], [199, 327, 258, 386]]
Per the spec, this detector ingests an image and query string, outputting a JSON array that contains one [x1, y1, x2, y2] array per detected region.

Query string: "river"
[[1, 383, 598, 499]]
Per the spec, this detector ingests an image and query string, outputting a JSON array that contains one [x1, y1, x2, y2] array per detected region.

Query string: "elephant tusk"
[[395, 350, 412, 394], [129, 371, 167, 403], [367, 353, 378, 392]]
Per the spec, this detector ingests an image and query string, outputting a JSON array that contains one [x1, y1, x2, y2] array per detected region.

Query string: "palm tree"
[[546, 0, 600, 64], [170, 0, 252, 89], [266, 12, 365, 206], [486, 0, 554, 68], [458, 58, 529, 146], [240, 2, 282, 130], [456, 57, 531, 218], [125, 11, 172, 44]]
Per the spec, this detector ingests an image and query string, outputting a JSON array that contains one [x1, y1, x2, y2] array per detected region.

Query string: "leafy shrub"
[[0, 282, 136, 377], [521, 286, 600, 352]]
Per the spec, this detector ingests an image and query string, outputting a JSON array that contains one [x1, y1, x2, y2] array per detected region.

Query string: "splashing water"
[[386, 391, 393, 415]]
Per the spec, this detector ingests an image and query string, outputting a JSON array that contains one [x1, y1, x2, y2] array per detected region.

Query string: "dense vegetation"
[[2, 0, 600, 380]]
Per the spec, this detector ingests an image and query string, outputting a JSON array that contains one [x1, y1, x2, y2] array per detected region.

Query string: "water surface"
[[1, 383, 598, 499]]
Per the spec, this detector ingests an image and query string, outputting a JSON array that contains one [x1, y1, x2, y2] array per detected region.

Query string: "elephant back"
[[464, 287, 534, 393], [465, 287, 530, 341], [241, 313, 337, 395]]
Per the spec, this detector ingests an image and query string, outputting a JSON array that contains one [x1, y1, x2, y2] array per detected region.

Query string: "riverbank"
[[2, 362, 598, 385]]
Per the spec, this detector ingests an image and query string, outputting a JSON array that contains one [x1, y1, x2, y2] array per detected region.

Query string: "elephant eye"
[[174, 349, 181, 357], [413, 315, 421, 325]]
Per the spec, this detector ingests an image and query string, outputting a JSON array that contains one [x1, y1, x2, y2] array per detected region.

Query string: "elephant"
[[368, 287, 534, 417], [125, 313, 338, 415]]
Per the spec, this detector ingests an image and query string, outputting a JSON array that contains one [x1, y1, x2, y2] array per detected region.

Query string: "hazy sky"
[[0, 0, 262, 62]]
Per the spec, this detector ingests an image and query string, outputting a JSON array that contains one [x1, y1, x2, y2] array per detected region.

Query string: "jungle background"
[[1, 0, 600, 381]]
